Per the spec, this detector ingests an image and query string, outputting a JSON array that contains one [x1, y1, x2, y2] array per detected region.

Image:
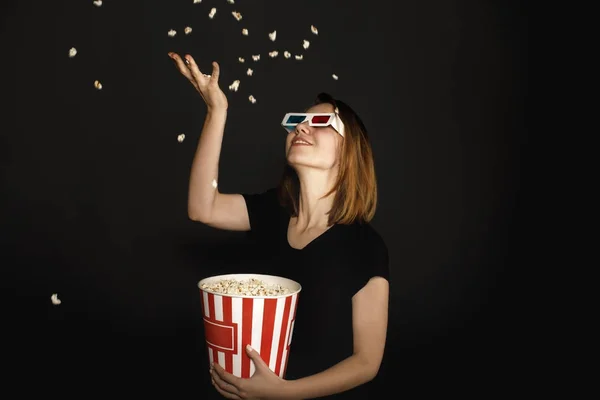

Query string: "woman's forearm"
[[282, 354, 377, 400], [187, 108, 227, 221]]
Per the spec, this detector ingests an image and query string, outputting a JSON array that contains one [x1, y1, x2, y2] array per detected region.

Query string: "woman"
[[169, 52, 390, 399]]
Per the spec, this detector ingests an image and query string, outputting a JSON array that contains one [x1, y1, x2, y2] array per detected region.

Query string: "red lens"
[[310, 115, 331, 124]]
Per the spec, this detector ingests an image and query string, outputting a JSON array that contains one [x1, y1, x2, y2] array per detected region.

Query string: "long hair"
[[277, 92, 378, 225]]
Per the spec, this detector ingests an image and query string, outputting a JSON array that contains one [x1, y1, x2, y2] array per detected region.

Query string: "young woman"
[[169, 52, 390, 399]]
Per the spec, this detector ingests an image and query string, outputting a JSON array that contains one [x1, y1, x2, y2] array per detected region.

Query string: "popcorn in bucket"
[[198, 274, 301, 378]]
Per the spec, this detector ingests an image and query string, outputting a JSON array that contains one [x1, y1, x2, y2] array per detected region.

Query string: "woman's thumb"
[[211, 61, 220, 82], [246, 345, 267, 368]]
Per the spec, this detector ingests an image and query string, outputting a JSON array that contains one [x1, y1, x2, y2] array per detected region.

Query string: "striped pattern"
[[201, 291, 300, 378]]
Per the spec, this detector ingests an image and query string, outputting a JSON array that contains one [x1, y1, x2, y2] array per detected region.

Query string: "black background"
[[1, 0, 528, 397]]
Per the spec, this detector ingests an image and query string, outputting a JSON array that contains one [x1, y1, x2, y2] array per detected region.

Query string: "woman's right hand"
[[168, 52, 228, 112]]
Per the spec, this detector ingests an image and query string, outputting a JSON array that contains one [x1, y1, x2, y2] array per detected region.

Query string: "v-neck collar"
[[286, 216, 339, 251]]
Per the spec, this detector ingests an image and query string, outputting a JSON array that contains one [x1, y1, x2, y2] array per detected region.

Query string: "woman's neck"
[[294, 169, 337, 231]]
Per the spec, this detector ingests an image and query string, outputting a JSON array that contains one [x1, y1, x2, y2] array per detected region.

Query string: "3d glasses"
[[281, 113, 345, 137]]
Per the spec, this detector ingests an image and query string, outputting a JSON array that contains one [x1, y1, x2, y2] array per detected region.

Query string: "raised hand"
[[168, 52, 228, 112]]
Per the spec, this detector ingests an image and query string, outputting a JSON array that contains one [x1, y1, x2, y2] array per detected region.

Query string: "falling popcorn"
[[242, 28, 248, 36], [168, 29, 177, 37], [269, 51, 279, 58], [177, 134, 185, 143], [303, 40, 310, 50], [252, 54, 260, 61], [332, 74, 339, 80], [232, 11, 242, 21], [227, 0, 234, 3], [193, 0, 202, 3], [209, 8, 216, 19], [284, 51, 291, 59], [269, 30, 277, 41], [51, 293, 61, 305], [248, 95, 256, 104], [68, 47, 77, 58], [184, 26, 192, 35], [228, 79, 240, 92], [295, 54, 303, 60], [94, 80, 102, 89], [238, 57, 245, 63], [311, 25, 318, 35], [211, 179, 218, 189], [246, 68, 253, 76], [93, 0, 102, 7]]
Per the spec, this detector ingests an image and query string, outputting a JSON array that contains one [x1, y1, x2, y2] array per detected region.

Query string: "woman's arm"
[[168, 52, 251, 231], [281, 276, 389, 399]]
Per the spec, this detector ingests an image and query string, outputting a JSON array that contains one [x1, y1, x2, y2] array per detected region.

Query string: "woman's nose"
[[295, 122, 310, 135]]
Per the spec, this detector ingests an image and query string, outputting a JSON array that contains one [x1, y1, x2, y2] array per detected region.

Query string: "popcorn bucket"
[[198, 273, 301, 379]]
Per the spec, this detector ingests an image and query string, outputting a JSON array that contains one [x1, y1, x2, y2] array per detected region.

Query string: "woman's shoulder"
[[241, 187, 288, 233], [337, 221, 390, 290], [241, 187, 281, 212], [341, 221, 388, 260], [346, 221, 386, 245]]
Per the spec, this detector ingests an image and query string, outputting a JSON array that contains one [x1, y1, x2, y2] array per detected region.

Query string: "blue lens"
[[285, 115, 306, 124]]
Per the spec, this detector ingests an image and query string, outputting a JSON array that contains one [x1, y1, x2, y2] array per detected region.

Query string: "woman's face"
[[285, 103, 343, 171]]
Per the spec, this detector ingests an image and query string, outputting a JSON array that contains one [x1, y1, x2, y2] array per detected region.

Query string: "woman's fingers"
[[211, 366, 241, 395], [168, 52, 199, 90], [211, 373, 242, 399], [168, 52, 227, 108], [183, 54, 210, 86]]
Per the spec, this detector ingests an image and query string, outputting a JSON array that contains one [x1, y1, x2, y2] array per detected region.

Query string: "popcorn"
[[295, 54, 303, 60], [227, 0, 235, 3], [283, 51, 291, 59], [93, 0, 102, 7], [246, 68, 253, 76], [209, 7, 217, 19], [241, 28, 249, 36], [211, 179, 218, 189], [168, 29, 177, 37], [269, 30, 277, 41], [252, 54, 260, 61], [248, 95, 256, 104], [228, 79, 240, 91], [332, 74, 339, 80], [238, 57, 245, 63], [68, 47, 77, 58], [232, 11, 242, 21], [184, 26, 192, 35], [269, 51, 278, 58], [51, 293, 61, 305], [94, 80, 102, 89], [303, 40, 310, 50], [311, 25, 318, 35], [200, 278, 290, 296], [177, 133, 185, 143], [193, 0, 202, 3]]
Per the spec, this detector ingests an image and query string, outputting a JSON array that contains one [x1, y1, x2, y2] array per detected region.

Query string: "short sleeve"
[[348, 226, 390, 297], [241, 187, 280, 237]]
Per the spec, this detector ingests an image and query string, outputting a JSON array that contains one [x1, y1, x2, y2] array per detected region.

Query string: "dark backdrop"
[[1, 0, 527, 397]]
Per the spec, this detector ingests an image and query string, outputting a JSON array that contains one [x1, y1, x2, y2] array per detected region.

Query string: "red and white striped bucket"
[[198, 273, 301, 379]]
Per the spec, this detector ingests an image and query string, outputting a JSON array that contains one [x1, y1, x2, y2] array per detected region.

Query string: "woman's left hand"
[[211, 345, 288, 400]]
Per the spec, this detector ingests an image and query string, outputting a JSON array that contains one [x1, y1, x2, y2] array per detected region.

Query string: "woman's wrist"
[[207, 105, 228, 115]]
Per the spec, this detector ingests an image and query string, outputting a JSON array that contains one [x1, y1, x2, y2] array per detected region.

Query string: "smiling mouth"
[[292, 139, 312, 145]]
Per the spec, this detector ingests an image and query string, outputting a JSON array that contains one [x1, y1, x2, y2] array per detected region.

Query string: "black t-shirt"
[[242, 188, 390, 397]]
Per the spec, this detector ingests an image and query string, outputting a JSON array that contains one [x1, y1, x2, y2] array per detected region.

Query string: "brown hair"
[[277, 92, 378, 225]]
